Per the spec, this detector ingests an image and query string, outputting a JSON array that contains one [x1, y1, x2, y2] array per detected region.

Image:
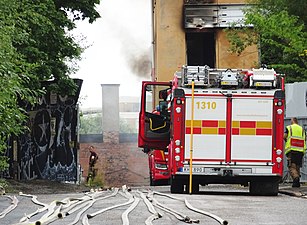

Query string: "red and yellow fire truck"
[[139, 66, 285, 195]]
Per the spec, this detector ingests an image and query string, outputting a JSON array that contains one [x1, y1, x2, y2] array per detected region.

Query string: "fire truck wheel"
[[170, 178, 184, 194], [185, 182, 199, 194], [249, 181, 279, 196], [149, 175, 156, 186]]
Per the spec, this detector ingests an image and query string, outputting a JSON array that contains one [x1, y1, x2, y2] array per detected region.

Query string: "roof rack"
[[176, 65, 245, 88], [175, 65, 281, 89]]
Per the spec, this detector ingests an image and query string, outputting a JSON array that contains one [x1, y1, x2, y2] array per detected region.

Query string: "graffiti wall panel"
[[18, 79, 82, 181]]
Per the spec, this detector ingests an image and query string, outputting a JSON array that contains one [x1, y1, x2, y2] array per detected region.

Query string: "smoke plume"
[[126, 49, 151, 79]]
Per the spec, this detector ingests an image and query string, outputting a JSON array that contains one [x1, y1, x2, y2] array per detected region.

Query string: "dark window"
[[186, 32, 215, 67]]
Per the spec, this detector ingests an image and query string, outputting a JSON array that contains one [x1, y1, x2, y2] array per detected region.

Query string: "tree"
[[0, 0, 101, 172], [12, 0, 101, 95], [0, 0, 39, 171], [226, 0, 306, 82]]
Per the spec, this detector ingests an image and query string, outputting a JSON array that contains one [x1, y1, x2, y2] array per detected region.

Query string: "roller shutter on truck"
[[184, 90, 276, 173]]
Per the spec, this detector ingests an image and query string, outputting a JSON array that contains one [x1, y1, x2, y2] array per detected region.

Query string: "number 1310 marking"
[[196, 101, 217, 110]]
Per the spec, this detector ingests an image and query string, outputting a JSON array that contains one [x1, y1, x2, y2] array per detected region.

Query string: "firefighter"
[[284, 117, 306, 187], [87, 146, 98, 185]]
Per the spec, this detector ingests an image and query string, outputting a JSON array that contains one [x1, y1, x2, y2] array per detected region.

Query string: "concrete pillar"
[[101, 84, 120, 143]]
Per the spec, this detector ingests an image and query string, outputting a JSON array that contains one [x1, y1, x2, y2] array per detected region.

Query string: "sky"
[[71, 0, 152, 109]]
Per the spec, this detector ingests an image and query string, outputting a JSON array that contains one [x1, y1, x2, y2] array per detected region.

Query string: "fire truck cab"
[[139, 66, 285, 195]]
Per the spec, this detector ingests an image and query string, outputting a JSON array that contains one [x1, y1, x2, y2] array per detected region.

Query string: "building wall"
[[216, 30, 258, 68], [154, 0, 258, 82], [154, 0, 186, 82]]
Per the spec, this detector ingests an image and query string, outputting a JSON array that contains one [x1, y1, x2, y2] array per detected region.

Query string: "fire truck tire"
[[150, 175, 155, 186], [249, 181, 279, 196], [186, 182, 199, 194], [170, 178, 184, 194], [149, 173, 159, 186]]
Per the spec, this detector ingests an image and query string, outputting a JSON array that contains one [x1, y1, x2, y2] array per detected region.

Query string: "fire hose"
[[82, 186, 134, 225], [121, 196, 140, 225], [136, 190, 162, 225], [153, 191, 228, 225], [10, 186, 228, 225], [67, 188, 119, 225], [147, 191, 199, 223], [0, 195, 19, 219], [18, 193, 49, 223]]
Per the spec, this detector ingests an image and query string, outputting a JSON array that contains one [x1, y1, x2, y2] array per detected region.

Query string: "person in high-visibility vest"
[[284, 117, 306, 187]]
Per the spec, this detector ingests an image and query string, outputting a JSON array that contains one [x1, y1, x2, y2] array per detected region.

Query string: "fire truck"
[[148, 149, 170, 186], [138, 66, 285, 195]]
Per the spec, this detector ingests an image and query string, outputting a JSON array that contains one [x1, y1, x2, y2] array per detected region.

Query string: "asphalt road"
[[0, 184, 306, 225]]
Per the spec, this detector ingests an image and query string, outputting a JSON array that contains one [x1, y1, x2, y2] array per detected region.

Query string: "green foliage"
[[226, 0, 307, 82], [87, 173, 104, 188], [79, 114, 136, 134], [12, 0, 101, 96], [0, 0, 40, 169], [0, 0, 101, 172], [120, 119, 136, 133], [226, 27, 258, 55], [0, 178, 8, 192], [79, 114, 102, 134]]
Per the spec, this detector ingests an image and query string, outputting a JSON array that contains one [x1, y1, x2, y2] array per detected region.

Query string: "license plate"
[[221, 81, 237, 85], [255, 82, 271, 87], [182, 167, 205, 173]]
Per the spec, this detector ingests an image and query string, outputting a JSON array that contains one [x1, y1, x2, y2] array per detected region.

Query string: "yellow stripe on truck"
[[256, 121, 272, 128], [202, 127, 218, 135], [240, 128, 256, 135]]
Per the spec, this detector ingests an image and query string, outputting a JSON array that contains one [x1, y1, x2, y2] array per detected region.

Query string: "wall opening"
[[186, 32, 215, 68]]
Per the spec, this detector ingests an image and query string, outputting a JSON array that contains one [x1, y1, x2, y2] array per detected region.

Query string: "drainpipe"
[[151, 0, 156, 81]]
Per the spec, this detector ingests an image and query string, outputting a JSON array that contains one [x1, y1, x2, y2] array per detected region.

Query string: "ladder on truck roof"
[[175, 65, 280, 89]]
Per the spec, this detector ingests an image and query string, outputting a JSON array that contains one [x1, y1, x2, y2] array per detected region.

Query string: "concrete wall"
[[101, 84, 120, 143]]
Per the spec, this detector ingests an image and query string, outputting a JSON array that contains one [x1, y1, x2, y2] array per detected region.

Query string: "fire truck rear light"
[[276, 149, 282, 155], [277, 101, 283, 106], [276, 157, 282, 163], [178, 167, 183, 172], [176, 107, 181, 113], [175, 140, 181, 146], [176, 99, 182, 104], [277, 109, 283, 114], [175, 155, 180, 161], [175, 147, 180, 153]]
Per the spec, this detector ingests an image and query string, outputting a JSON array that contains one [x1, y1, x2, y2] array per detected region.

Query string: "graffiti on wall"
[[16, 79, 82, 181]]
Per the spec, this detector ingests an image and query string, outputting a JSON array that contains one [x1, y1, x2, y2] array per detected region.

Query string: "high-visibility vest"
[[285, 124, 306, 154]]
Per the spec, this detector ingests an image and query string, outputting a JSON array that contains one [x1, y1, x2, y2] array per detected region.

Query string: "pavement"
[[279, 183, 307, 197]]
